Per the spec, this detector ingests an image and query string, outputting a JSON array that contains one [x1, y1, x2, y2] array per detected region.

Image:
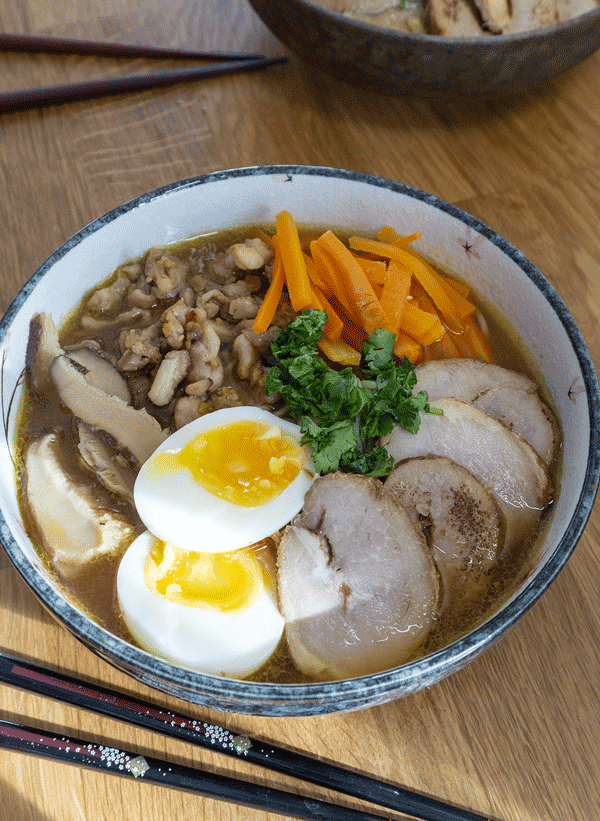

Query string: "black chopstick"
[[0, 56, 287, 113], [0, 651, 492, 821], [0, 717, 393, 821], [0, 31, 265, 61]]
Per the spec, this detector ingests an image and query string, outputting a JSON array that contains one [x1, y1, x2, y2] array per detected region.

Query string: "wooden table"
[[2, 2, 600, 819]]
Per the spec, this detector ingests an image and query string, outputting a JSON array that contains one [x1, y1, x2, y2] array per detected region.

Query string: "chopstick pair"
[[0, 31, 287, 112], [0, 650, 493, 821]]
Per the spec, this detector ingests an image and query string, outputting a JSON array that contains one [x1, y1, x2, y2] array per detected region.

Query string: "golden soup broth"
[[16, 225, 559, 683]]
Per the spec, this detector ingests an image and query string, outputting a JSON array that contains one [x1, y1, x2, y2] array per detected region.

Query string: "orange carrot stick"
[[409, 279, 437, 314], [252, 249, 285, 334], [425, 331, 460, 360], [311, 241, 364, 326], [437, 271, 471, 299], [377, 226, 421, 247], [452, 316, 495, 363], [379, 259, 412, 335], [404, 248, 476, 321], [306, 246, 334, 295], [377, 225, 400, 244], [254, 227, 274, 249], [355, 257, 388, 286], [310, 282, 344, 340], [348, 236, 461, 329], [394, 232, 421, 247], [275, 210, 314, 311], [465, 316, 495, 363], [317, 336, 361, 367], [400, 301, 445, 346], [394, 330, 421, 364], [316, 231, 388, 335]]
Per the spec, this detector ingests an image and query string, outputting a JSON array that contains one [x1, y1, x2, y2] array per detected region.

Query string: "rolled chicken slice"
[[414, 359, 558, 465], [383, 398, 551, 549], [384, 456, 504, 608], [277, 472, 440, 680]]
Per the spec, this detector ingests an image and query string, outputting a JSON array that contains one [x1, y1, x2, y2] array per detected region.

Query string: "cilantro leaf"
[[267, 310, 440, 478], [360, 327, 396, 377], [300, 417, 361, 474]]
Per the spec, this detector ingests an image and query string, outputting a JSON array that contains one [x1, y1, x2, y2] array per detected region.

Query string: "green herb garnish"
[[265, 310, 441, 477]]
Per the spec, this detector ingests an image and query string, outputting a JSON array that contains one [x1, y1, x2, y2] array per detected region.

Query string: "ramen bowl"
[[1, 166, 599, 715], [249, 0, 600, 100]]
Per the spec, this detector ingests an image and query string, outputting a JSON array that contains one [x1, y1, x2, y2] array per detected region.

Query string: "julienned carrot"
[[393, 232, 421, 247], [401, 301, 445, 346], [310, 242, 363, 326], [254, 212, 492, 366], [317, 336, 361, 366], [426, 331, 460, 360], [451, 316, 495, 363], [275, 210, 314, 311], [394, 330, 421, 364], [379, 259, 412, 335], [305, 248, 332, 295], [377, 225, 399, 244], [356, 257, 388, 286], [253, 249, 284, 334], [412, 278, 488, 361], [439, 271, 471, 299], [377, 226, 422, 248], [404, 248, 475, 321], [316, 231, 388, 335], [465, 316, 495, 363], [310, 282, 344, 340], [254, 227, 274, 249], [348, 235, 461, 329]]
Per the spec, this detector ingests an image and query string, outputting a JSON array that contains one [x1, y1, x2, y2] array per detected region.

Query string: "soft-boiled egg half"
[[116, 406, 315, 677], [133, 406, 315, 553], [117, 530, 284, 677]]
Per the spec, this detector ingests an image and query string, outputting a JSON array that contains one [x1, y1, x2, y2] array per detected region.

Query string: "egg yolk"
[[144, 540, 265, 612], [149, 420, 305, 507]]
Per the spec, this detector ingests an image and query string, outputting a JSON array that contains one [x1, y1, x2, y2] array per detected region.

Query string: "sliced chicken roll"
[[414, 359, 558, 465], [384, 456, 504, 607], [384, 398, 551, 549], [277, 473, 440, 680]]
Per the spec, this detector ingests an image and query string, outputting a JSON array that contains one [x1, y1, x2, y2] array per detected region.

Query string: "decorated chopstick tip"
[[128, 755, 150, 777], [232, 735, 252, 756]]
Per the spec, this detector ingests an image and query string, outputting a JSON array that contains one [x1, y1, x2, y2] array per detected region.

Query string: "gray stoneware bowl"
[[1, 166, 599, 715], [249, 0, 600, 99]]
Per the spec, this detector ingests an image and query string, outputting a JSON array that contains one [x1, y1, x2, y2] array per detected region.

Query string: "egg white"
[[117, 531, 285, 677], [134, 406, 315, 553]]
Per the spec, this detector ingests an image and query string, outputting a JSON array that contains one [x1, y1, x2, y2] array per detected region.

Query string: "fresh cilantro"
[[266, 309, 441, 478]]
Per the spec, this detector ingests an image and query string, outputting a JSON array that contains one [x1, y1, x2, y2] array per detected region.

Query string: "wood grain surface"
[[2, 1, 600, 820]]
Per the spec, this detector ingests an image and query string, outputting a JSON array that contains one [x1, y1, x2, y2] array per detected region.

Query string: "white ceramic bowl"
[[1, 166, 599, 715]]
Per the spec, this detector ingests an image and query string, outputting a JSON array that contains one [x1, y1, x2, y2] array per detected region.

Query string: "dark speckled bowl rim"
[[290, 0, 600, 44], [2, 165, 599, 715]]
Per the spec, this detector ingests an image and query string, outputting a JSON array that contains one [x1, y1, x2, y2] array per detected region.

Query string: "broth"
[[16, 224, 558, 683]]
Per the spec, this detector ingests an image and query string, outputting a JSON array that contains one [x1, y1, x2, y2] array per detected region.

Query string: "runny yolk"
[[149, 420, 305, 507], [145, 540, 265, 612]]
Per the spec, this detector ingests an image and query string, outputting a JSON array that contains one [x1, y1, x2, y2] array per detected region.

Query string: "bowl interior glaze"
[[1, 166, 599, 715]]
